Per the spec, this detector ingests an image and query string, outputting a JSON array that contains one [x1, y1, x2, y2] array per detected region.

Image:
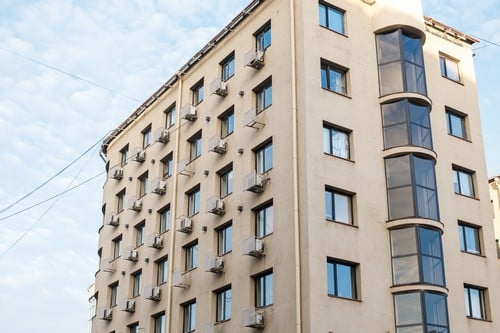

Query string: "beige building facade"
[[91, 1, 500, 332], [489, 177, 500, 245]]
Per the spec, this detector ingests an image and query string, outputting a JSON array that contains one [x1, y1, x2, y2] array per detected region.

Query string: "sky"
[[0, 1, 498, 332]]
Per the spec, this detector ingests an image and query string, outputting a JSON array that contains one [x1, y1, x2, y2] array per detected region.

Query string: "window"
[[142, 125, 151, 148], [132, 270, 142, 297], [390, 226, 445, 286], [159, 205, 171, 233], [255, 271, 273, 307], [327, 259, 357, 299], [221, 53, 235, 82], [255, 141, 273, 173], [323, 124, 350, 159], [325, 187, 353, 224], [138, 171, 149, 197], [216, 286, 232, 322], [381, 99, 432, 149], [217, 223, 233, 255], [116, 189, 126, 213], [157, 256, 168, 285], [321, 60, 348, 95], [191, 79, 204, 106], [185, 241, 199, 271], [220, 108, 234, 138], [255, 22, 271, 51], [464, 285, 487, 320], [135, 222, 145, 246], [458, 223, 481, 255], [113, 235, 122, 259], [453, 166, 475, 197], [219, 167, 233, 197], [109, 282, 118, 307], [153, 312, 166, 333], [165, 103, 176, 128], [120, 145, 129, 166], [394, 291, 449, 333], [446, 108, 467, 139], [376, 29, 426, 96], [183, 301, 196, 333], [255, 79, 272, 112], [319, 2, 345, 34], [187, 186, 201, 217], [128, 323, 139, 333], [189, 131, 202, 161], [255, 202, 273, 238], [385, 154, 439, 220], [161, 153, 173, 179], [440, 54, 460, 82]]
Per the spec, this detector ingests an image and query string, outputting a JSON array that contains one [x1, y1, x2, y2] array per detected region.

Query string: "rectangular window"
[[116, 189, 126, 213], [323, 124, 350, 159], [446, 108, 467, 139], [189, 131, 202, 161], [165, 103, 176, 128], [191, 79, 204, 106], [132, 270, 142, 297], [135, 222, 145, 246], [458, 223, 481, 255], [221, 53, 235, 82], [187, 186, 201, 217], [440, 54, 460, 82], [185, 241, 199, 271], [161, 153, 173, 179], [255, 202, 273, 238], [327, 259, 357, 299], [325, 187, 353, 224], [255, 79, 272, 112], [255, 140, 273, 173], [159, 205, 171, 233], [113, 235, 122, 259], [128, 323, 139, 333], [255, 22, 271, 51], [217, 223, 233, 255], [120, 145, 129, 166], [157, 256, 168, 285], [219, 167, 233, 197], [220, 108, 234, 138], [216, 286, 232, 322], [109, 282, 118, 307], [183, 301, 196, 333], [138, 171, 149, 197], [321, 60, 348, 95], [453, 166, 475, 197], [464, 285, 487, 320], [319, 2, 345, 34], [153, 312, 166, 333], [142, 125, 152, 148], [255, 271, 273, 307]]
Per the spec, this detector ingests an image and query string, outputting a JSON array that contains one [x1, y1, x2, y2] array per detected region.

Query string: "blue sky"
[[0, 1, 498, 332]]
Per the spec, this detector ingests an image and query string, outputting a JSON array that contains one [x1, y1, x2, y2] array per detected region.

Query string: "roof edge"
[[424, 16, 479, 45]]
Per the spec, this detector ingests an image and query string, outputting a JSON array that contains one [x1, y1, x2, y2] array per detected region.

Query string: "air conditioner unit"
[[154, 127, 169, 143], [144, 285, 161, 301], [131, 147, 146, 162], [208, 136, 227, 154], [181, 104, 197, 121], [242, 236, 265, 257], [147, 233, 163, 249], [243, 171, 267, 193], [172, 271, 190, 288], [98, 307, 112, 320], [118, 298, 135, 312], [151, 178, 167, 195], [127, 197, 142, 211], [245, 48, 265, 69], [109, 166, 123, 180], [210, 78, 228, 97], [123, 246, 138, 261], [178, 217, 193, 233], [206, 196, 225, 215], [205, 255, 224, 273], [106, 213, 119, 226], [243, 309, 265, 328], [178, 159, 194, 176], [101, 258, 115, 273]]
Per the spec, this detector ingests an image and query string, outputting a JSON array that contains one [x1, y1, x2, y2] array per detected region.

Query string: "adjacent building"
[[90, 0, 500, 332]]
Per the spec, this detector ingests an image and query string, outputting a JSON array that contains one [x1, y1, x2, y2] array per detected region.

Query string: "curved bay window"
[[385, 154, 439, 220], [376, 29, 427, 96], [382, 99, 432, 150]]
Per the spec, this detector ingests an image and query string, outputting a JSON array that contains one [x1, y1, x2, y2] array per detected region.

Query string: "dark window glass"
[[256, 23, 271, 51], [327, 259, 357, 299], [216, 287, 232, 322], [218, 224, 233, 255], [185, 242, 198, 271], [453, 167, 475, 197], [221, 54, 235, 81], [319, 3, 345, 34], [189, 132, 202, 161], [464, 285, 487, 319], [255, 272, 273, 307], [321, 61, 347, 95], [153, 313, 166, 333], [446, 109, 467, 139], [183, 301, 196, 333], [325, 188, 353, 224], [187, 187, 200, 217], [192, 80, 204, 105], [157, 257, 168, 285], [255, 141, 273, 173], [458, 224, 480, 254], [440, 55, 460, 81], [323, 125, 350, 159], [220, 109, 234, 137], [256, 81, 272, 112], [255, 203, 273, 238]]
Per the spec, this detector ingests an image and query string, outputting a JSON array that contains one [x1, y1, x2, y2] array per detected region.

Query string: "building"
[[489, 176, 500, 244], [91, 0, 500, 332]]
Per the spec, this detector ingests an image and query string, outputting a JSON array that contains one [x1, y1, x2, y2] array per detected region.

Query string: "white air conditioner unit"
[[123, 246, 138, 261], [205, 255, 224, 273], [118, 298, 135, 312], [98, 307, 112, 320], [101, 258, 115, 273], [127, 197, 142, 211], [131, 147, 146, 162], [242, 236, 265, 257], [109, 166, 123, 180], [144, 285, 161, 301], [206, 196, 225, 215], [181, 104, 197, 121], [154, 127, 169, 143], [208, 135, 227, 154], [243, 107, 264, 129], [147, 233, 163, 249], [172, 270, 190, 288], [243, 171, 267, 193], [210, 78, 228, 97], [106, 213, 119, 226], [245, 48, 265, 69], [151, 178, 167, 195], [177, 217, 193, 233], [178, 159, 194, 176], [243, 309, 265, 328]]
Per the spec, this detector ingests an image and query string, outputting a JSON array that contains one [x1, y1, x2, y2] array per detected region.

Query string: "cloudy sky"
[[0, 1, 498, 332]]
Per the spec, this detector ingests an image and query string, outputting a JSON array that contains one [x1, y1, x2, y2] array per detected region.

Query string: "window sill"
[[135, 243, 144, 249], [460, 250, 485, 258], [188, 156, 201, 164], [184, 267, 198, 274], [256, 304, 273, 309], [321, 87, 350, 99], [323, 152, 354, 163], [221, 131, 234, 139], [257, 232, 274, 240], [466, 316, 491, 323], [319, 25, 348, 38], [326, 219, 357, 228], [441, 75, 464, 85], [215, 319, 231, 325], [448, 133, 471, 143], [188, 212, 200, 218], [256, 104, 272, 114], [159, 229, 170, 236], [219, 250, 232, 256], [327, 294, 361, 302], [454, 192, 478, 201], [221, 192, 233, 199]]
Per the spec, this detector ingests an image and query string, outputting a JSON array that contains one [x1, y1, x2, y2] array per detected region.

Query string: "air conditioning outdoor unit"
[[110, 166, 123, 180], [98, 307, 112, 320], [242, 309, 265, 328], [243, 171, 267, 193], [118, 298, 135, 312], [123, 246, 138, 261], [101, 258, 115, 273], [172, 271, 190, 288], [206, 196, 225, 215], [242, 236, 265, 257], [178, 159, 194, 176], [178, 217, 193, 233], [127, 197, 142, 211], [151, 178, 167, 195], [144, 285, 161, 301], [147, 233, 163, 249], [106, 213, 119, 226], [131, 147, 146, 162], [181, 104, 197, 121], [245, 49, 265, 69], [154, 127, 169, 143], [210, 78, 228, 97], [208, 136, 227, 154], [204, 255, 224, 273]]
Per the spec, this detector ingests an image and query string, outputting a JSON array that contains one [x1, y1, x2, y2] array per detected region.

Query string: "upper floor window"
[[446, 108, 468, 140], [132, 270, 142, 297], [217, 223, 233, 255], [453, 166, 475, 197], [220, 107, 234, 138], [319, 2, 345, 34], [138, 171, 148, 197], [191, 79, 204, 106], [157, 256, 168, 285], [183, 301, 196, 333], [440, 54, 460, 82], [128, 323, 139, 333], [161, 152, 173, 179], [189, 131, 202, 161], [255, 202, 273, 238], [159, 205, 171, 233], [327, 259, 357, 299], [255, 22, 271, 51], [255, 140, 273, 173], [255, 271, 273, 307], [109, 282, 118, 307], [325, 187, 353, 224], [382, 99, 432, 150], [321, 59, 348, 95], [216, 286, 232, 322], [221, 53, 235, 82], [113, 235, 122, 259], [464, 285, 488, 320], [219, 166, 233, 198], [323, 123, 350, 159], [116, 189, 126, 213], [120, 145, 129, 166], [134, 222, 145, 246], [376, 29, 426, 96], [165, 103, 176, 128], [187, 186, 200, 217], [142, 125, 151, 148], [185, 241, 199, 271], [153, 312, 166, 333], [458, 223, 481, 255], [255, 78, 272, 112]]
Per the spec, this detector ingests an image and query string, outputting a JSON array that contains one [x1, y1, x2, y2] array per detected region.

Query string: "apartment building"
[[91, 0, 500, 332], [489, 177, 500, 243]]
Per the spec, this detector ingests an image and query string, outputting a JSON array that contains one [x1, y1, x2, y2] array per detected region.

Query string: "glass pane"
[[334, 192, 351, 224], [327, 7, 344, 33], [459, 171, 474, 196], [469, 288, 482, 318], [424, 292, 448, 326], [336, 263, 353, 298], [377, 31, 401, 64], [426, 326, 448, 333], [265, 206, 273, 234], [321, 67, 328, 89], [327, 262, 335, 295], [319, 4, 327, 27], [264, 85, 272, 108], [325, 191, 333, 220], [384, 123, 408, 148], [190, 303, 196, 330], [265, 273, 273, 305], [224, 289, 232, 319], [411, 125, 432, 149], [415, 186, 438, 220], [449, 113, 464, 138], [464, 288, 471, 316], [446, 59, 459, 81], [464, 226, 480, 254], [458, 225, 466, 251], [405, 62, 426, 95], [397, 326, 424, 333], [382, 100, 406, 126], [393, 255, 419, 284], [323, 127, 331, 153], [379, 61, 403, 94], [419, 228, 442, 257], [452, 170, 460, 193], [409, 103, 430, 127], [388, 186, 414, 219], [264, 144, 273, 171], [439, 57, 446, 76], [413, 157, 436, 189], [386, 155, 412, 188], [421, 256, 444, 286], [331, 130, 349, 158], [391, 228, 417, 256], [329, 68, 344, 93], [403, 34, 423, 65], [394, 293, 422, 326]]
